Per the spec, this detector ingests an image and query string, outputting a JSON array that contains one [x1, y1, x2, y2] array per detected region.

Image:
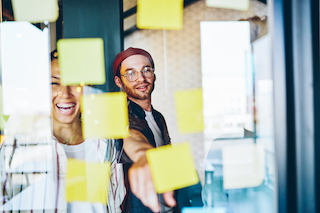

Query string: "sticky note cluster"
[[66, 159, 111, 203], [57, 38, 106, 86], [12, 0, 59, 23], [146, 142, 199, 193], [206, 0, 250, 11], [137, 0, 183, 30], [222, 143, 265, 189], [81, 92, 129, 139], [174, 88, 204, 134]]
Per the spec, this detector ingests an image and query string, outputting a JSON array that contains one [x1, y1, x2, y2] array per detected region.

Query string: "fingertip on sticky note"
[[146, 142, 199, 193], [137, 0, 183, 30], [174, 88, 204, 134]]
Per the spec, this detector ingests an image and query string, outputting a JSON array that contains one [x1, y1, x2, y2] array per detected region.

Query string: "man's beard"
[[121, 81, 155, 100]]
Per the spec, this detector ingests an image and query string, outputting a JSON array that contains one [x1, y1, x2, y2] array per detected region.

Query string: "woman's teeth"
[[56, 103, 75, 112]]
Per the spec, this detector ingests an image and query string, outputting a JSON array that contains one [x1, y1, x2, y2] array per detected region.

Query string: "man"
[[113, 47, 178, 213]]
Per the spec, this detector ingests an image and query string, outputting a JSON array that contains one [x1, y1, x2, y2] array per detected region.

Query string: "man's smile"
[[135, 84, 149, 91]]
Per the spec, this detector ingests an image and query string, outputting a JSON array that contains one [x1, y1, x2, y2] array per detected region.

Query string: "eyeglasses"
[[121, 67, 155, 82]]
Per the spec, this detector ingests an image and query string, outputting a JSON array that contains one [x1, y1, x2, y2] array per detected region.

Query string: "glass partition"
[[0, 20, 56, 212], [0, 0, 278, 212], [200, 21, 274, 212], [124, 1, 275, 212]]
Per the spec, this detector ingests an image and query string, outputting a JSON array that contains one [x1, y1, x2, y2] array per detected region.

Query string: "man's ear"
[[114, 76, 123, 88]]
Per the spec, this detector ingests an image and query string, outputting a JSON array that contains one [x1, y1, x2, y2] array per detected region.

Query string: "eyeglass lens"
[[125, 67, 154, 81]]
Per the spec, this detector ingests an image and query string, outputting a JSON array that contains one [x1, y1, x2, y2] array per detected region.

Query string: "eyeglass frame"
[[120, 66, 155, 82]]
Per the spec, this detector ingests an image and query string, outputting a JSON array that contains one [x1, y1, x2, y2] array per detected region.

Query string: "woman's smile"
[[55, 102, 76, 115], [51, 59, 82, 124]]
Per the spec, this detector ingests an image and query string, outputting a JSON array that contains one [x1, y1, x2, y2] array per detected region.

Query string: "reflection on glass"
[[1, 22, 51, 116], [202, 166, 229, 210], [0, 22, 55, 212], [200, 21, 275, 213], [201, 21, 253, 142]]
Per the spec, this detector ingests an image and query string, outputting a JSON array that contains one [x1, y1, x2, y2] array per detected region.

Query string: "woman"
[[0, 50, 125, 212], [51, 50, 125, 213]]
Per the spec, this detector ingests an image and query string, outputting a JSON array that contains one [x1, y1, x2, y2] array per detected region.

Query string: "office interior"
[[0, 0, 319, 212]]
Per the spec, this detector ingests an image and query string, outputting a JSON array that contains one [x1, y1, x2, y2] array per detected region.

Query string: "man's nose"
[[136, 71, 146, 82]]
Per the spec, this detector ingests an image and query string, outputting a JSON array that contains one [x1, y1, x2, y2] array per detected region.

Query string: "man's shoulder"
[[127, 99, 157, 147], [151, 107, 166, 122], [127, 99, 145, 119], [127, 100, 148, 131]]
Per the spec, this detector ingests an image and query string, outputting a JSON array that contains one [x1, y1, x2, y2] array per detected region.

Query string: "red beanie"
[[113, 47, 154, 77]]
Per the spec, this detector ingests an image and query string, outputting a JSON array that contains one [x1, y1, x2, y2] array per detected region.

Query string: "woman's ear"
[[114, 76, 123, 88]]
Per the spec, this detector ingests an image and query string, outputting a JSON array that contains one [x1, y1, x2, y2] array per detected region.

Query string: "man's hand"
[[124, 129, 177, 212], [128, 154, 176, 212]]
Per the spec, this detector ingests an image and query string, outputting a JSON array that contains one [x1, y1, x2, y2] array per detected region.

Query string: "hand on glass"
[[128, 154, 176, 212]]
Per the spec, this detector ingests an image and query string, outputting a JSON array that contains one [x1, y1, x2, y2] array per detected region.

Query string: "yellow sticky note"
[[81, 92, 129, 139], [57, 38, 106, 86], [0, 135, 5, 145], [146, 142, 199, 193], [206, 0, 250, 11], [174, 88, 204, 134], [2, 115, 10, 123], [137, 0, 183, 30], [66, 159, 111, 203], [12, 0, 59, 23], [222, 143, 265, 189]]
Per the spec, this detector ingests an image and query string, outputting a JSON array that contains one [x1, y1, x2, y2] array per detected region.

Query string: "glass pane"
[[0, 22, 56, 211], [124, 1, 275, 213]]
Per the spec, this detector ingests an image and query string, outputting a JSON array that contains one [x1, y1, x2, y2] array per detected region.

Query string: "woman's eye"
[[51, 82, 60, 85]]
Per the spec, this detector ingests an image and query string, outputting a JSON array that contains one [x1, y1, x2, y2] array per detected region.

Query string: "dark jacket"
[[120, 100, 171, 164], [121, 100, 179, 213]]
